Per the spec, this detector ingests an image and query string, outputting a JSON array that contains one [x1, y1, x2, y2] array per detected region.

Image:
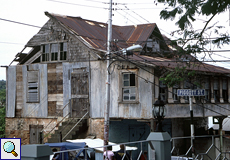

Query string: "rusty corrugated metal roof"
[[126, 54, 230, 74], [43, 12, 230, 74], [49, 13, 156, 51]]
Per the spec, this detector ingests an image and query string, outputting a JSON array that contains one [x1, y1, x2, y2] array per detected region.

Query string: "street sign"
[[177, 89, 205, 96]]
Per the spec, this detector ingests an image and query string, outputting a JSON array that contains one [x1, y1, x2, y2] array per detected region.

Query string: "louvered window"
[[27, 71, 39, 102]]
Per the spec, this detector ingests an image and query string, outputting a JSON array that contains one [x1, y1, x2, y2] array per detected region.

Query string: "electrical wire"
[[47, 0, 108, 9], [1, 16, 230, 48], [0, 41, 24, 45], [112, 53, 230, 116]]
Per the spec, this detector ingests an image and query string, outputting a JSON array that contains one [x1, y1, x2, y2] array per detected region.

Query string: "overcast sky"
[[0, 0, 230, 80]]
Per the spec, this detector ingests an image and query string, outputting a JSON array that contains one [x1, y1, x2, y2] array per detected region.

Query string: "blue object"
[[3, 141, 15, 153], [45, 142, 88, 160]]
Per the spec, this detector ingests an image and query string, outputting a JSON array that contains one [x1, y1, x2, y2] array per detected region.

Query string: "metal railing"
[[47, 134, 230, 160], [62, 111, 89, 141], [171, 135, 230, 160]]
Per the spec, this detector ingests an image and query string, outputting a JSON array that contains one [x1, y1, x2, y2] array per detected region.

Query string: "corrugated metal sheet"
[[50, 13, 155, 51], [46, 12, 230, 74], [126, 54, 230, 74]]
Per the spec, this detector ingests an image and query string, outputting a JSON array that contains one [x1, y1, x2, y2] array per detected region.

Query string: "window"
[[60, 42, 67, 60], [51, 43, 58, 61], [222, 78, 228, 102], [42, 44, 49, 61], [213, 78, 219, 102], [41, 42, 67, 62], [204, 77, 210, 102], [122, 73, 136, 101], [159, 81, 167, 101], [173, 83, 179, 101], [27, 71, 39, 102]]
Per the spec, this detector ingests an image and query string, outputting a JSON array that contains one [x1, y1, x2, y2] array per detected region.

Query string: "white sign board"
[[177, 89, 205, 96]]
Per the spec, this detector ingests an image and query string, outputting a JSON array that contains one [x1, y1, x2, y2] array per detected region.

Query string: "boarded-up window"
[[27, 71, 39, 102]]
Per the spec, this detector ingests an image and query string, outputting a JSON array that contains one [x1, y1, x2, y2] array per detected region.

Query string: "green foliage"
[[157, 0, 230, 86], [0, 106, 5, 138], [160, 67, 186, 87], [0, 80, 6, 138]]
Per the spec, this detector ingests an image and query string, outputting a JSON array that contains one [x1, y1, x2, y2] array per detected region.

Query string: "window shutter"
[[27, 71, 39, 102]]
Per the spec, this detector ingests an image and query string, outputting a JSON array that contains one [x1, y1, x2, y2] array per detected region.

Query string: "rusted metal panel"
[[51, 13, 156, 51]]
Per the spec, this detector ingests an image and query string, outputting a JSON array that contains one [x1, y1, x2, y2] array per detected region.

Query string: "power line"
[[0, 41, 24, 45], [1, 16, 230, 46], [123, 6, 150, 23], [47, 0, 108, 9], [0, 18, 42, 29], [113, 53, 229, 116]]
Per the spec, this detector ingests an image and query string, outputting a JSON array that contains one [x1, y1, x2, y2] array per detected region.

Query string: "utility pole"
[[104, 0, 113, 147], [189, 95, 195, 159]]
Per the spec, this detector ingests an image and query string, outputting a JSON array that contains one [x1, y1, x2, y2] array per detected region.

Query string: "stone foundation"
[[89, 118, 104, 139], [5, 117, 58, 145], [5, 118, 106, 145]]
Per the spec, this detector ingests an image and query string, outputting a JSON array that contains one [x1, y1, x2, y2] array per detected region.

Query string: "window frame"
[[27, 70, 40, 103], [41, 42, 67, 62], [172, 83, 179, 102], [119, 70, 139, 103]]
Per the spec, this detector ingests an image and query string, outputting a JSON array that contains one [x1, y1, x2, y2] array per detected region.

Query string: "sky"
[[0, 0, 230, 80]]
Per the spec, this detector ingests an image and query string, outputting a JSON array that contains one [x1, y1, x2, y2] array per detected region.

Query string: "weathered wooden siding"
[[89, 60, 154, 119], [47, 63, 63, 116], [26, 18, 98, 63], [16, 65, 23, 117]]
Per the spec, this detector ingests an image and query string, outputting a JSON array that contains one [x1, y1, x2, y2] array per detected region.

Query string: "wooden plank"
[[71, 95, 88, 99], [48, 94, 63, 101]]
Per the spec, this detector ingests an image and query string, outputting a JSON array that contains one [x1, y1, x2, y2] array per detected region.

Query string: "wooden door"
[[71, 68, 89, 118], [29, 125, 43, 144]]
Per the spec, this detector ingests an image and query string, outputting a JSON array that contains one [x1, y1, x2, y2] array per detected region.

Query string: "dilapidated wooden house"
[[5, 12, 230, 156]]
